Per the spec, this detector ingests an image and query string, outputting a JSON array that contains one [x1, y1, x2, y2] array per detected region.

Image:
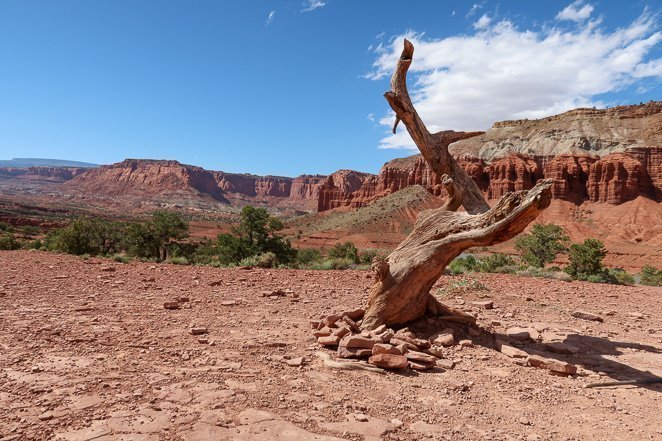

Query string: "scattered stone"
[[372, 343, 403, 355], [472, 300, 493, 309], [390, 418, 403, 428], [526, 355, 577, 375], [38, 411, 54, 421], [431, 333, 455, 347], [100, 266, 115, 272], [368, 354, 408, 369], [354, 413, 369, 422], [283, 356, 304, 367], [337, 346, 373, 359], [372, 324, 387, 334], [571, 310, 604, 322], [318, 335, 341, 346], [191, 327, 208, 335], [436, 358, 455, 369], [408, 360, 435, 370], [163, 301, 180, 310], [405, 350, 438, 364], [333, 327, 351, 338], [313, 327, 333, 338], [390, 337, 419, 351], [506, 327, 539, 341], [426, 345, 444, 358], [628, 312, 644, 319], [220, 300, 236, 306], [340, 315, 360, 332], [340, 334, 378, 349], [497, 341, 528, 358], [458, 339, 474, 347], [209, 280, 222, 286], [379, 329, 395, 343], [544, 341, 580, 355]]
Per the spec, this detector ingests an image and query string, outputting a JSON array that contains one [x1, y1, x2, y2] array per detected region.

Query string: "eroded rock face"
[[61, 159, 324, 208], [317, 147, 661, 211], [587, 153, 647, 204], [0, 166, 88, 182], [449, 102, 661, 160]]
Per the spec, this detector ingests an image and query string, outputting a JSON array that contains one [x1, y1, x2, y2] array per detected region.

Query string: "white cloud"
[[266, 10, 276, 26], [367, 113, 375, 122], [557, 1, 594, 22], [301, 0, 325, 13], [473, 14, 491, 30], [367, 11, 661, 149]]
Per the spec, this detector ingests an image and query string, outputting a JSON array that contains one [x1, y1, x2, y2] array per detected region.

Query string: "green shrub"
[[0, 232, 20, 250], [565, 238, 607, 281], [607, 268, 635, 285], [639, 265, 662, 286], [515, 223, 570, 268], [308, 258, 355, 270], [328, 242, 359, 264], [296, 248, 322, 266], [448, 255, 478, 275], [166, 256, 189, 265], [112, 254, 131, 264], [0, 221, 11, 232], [477, 253, 516, 273], [359, 249, 380, 265]]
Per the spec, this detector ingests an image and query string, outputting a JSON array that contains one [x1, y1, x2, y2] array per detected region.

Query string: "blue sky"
[[0, 0, 659, 176]]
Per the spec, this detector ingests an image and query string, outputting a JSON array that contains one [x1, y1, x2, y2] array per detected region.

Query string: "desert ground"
[[1, 250, 661, 441]]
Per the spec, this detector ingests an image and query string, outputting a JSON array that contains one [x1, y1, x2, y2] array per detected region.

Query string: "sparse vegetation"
[[639, 265, 662, 286], [515, 223, 569, 268], [565, 238, 608, 281]]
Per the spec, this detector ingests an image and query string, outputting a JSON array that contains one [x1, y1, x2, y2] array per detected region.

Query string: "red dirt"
[[1, 251, 660, 440]]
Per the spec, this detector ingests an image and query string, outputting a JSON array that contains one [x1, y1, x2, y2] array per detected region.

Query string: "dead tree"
[[361, 39, 553, 330]]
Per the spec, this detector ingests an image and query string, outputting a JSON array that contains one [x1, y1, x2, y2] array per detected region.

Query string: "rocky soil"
[[0, 251, 660, 441]]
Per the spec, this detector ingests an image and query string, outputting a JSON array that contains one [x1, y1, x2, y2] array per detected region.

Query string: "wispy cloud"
[[367, 9, 661, 149], [301, 0, 325, 13], [466, 3, 483, 18], [557, 1, 594, 22], [266, 10, 276, 26], [473, 14, 491, 30]]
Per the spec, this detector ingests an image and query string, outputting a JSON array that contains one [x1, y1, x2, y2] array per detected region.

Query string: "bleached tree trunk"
[[362, 40, 553, 330]]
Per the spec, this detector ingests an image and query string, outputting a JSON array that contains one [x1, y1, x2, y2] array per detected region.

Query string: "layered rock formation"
[[0, 166, 88, 182], [55, 159, 325, 209], [318, 103, 661, 211], [449, 101, 661, 160]]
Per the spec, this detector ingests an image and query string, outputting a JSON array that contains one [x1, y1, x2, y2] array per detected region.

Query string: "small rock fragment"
[[163, 302, 180, 310], [191, 327, 208, 335], [368, 354, 408, 369], [571, 310, 603, 322]]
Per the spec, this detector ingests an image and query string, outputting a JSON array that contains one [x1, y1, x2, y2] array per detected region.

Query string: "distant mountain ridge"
[[0, 102, 659, 211], [0, 158, 98, 168]]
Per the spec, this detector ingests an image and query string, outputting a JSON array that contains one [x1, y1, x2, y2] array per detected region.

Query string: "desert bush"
[[0, 232, 21, 250], [477, 253, 516, 273], [328, 242, 359, 264], [359, 249, 380, 265], [639, 265, 662, 286], [515, 223, 569, 268], [607, 268, 635, 285], [217, 206, 294, 265], [295, 248, 322, 266], [112, 254, 131, 264], [565, 238, 607, 281], [165, 256, 189, 265], [448, 255, 478, 275], [0, 221, 11, 232], [308, 258, 356, 270]]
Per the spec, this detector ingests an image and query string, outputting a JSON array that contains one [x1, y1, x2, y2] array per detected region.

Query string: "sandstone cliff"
[[317, 103, 660, 211], [449, 101, 661, 160], [0, 166, 88, 182]]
